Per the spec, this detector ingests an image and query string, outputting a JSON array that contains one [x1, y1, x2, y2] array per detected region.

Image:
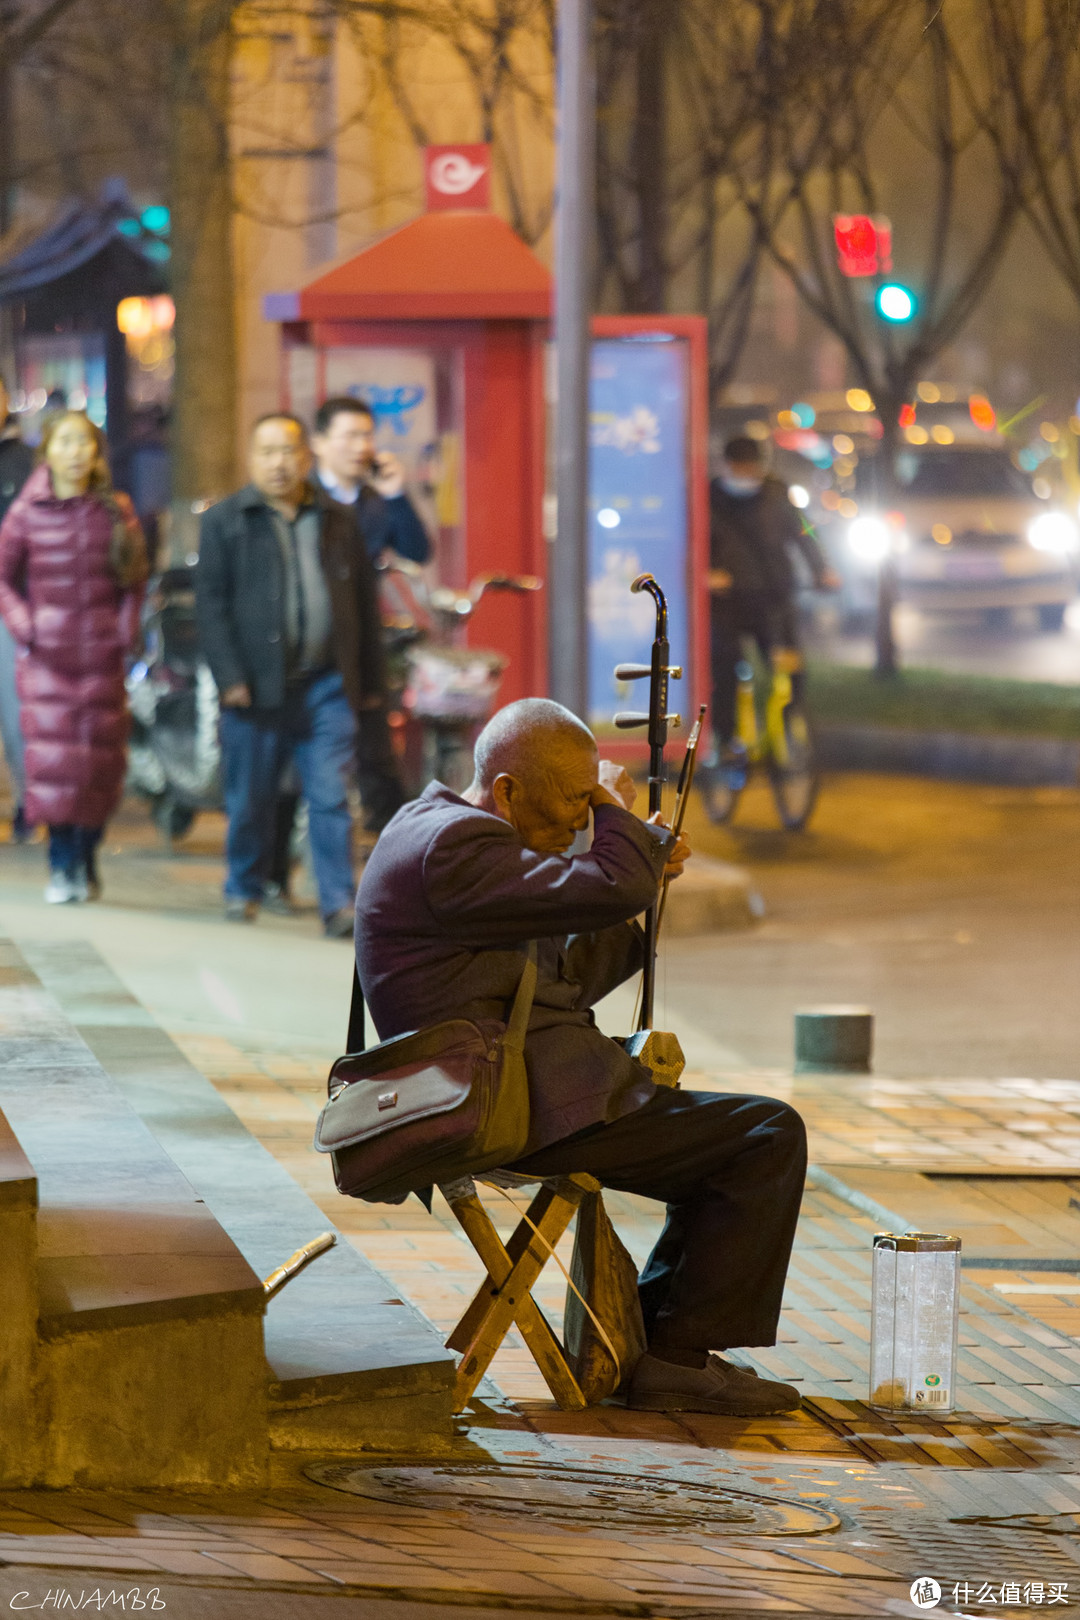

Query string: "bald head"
[[465, 699, 599, 854], [472, 699, 594, 792]]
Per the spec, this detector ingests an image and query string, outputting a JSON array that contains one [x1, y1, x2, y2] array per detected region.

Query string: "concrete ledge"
[[661, 855, 762, 934], [0, 941, 269, 1488], [23, 941, 457, 1455], [817, 723, 1080, 787], [40, 1310, 267, 1488], [0, 1112, 38, 1477], [0, 1112, 35, 1211]]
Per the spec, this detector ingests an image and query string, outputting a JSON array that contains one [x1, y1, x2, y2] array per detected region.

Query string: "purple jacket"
[[0, 464, 144, 827], [356, 781, 673, 1154]]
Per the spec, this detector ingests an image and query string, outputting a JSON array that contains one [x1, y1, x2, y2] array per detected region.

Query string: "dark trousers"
[[711, 591, 803, 745], [266, 707, 406, 893], [48, 823, 102, 878], [220, 670, 356, 918], [356, 704, 407, 833], [513, 1088, 807, 1354]]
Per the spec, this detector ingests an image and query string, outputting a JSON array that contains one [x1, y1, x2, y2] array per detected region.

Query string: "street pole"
[[550, 0, 593, 719], [875, 555, 898, 676]]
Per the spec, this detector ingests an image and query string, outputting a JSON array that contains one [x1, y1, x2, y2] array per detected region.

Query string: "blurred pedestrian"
[[312, 396, 430, 564], [708, 436, 838, 759], [312, 394, 429, 834], [196, 413, 386, 937], [0, 373, 33, 840], [0, 411, 148, 902]]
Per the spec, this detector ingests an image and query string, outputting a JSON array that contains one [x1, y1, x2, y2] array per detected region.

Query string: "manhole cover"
[[306, 1460, 842, 1536]]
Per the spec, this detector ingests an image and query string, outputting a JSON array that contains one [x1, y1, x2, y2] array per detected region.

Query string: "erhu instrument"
[[612, 573, 707, 1084]]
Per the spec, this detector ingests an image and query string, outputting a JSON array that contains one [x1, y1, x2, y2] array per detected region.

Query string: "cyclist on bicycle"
[[707, 435, 838, 762]]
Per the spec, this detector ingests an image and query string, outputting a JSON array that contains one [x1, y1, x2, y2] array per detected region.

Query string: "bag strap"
[[346, 965, 366, 1054], [503, 941, 538, 1054]]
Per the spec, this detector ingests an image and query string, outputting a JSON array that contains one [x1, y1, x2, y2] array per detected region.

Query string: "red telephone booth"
[[263, 152, 550, 705], [265, 148, 710, 727]]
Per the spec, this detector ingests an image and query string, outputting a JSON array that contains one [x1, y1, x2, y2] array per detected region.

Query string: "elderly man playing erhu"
[[356, 698, 806, 1415]]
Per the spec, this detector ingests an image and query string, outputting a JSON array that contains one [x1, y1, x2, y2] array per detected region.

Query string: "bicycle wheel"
[[697, 756, 747, 826], [766, 703, 819, 830]]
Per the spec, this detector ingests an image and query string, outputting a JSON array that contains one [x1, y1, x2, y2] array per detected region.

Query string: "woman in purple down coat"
[[0, 411, 147, 902]]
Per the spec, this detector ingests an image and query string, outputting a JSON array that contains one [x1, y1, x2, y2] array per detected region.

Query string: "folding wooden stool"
[[438, 1169, 603, 1412]]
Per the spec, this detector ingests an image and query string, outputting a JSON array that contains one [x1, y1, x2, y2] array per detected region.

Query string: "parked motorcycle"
[[379, 562, 542, 793], [126, 562, 222, 844]]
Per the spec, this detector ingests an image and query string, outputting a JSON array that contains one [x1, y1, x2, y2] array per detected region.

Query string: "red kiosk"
[[264, 147, 709, 729]]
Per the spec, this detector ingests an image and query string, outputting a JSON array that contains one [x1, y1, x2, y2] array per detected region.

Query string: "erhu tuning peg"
[[613, 711, 649, 729], [614, 663, 651, 681]]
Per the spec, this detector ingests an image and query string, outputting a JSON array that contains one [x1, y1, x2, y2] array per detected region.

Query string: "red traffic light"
[[833, 215, 893, 278], [969, 395, 996, 432]]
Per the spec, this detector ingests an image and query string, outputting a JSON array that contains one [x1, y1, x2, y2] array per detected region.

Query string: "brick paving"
[[0, 1024, 1072, 1612], [3, 791, 1080, 1611], [175, 1031, 1080, 1407]]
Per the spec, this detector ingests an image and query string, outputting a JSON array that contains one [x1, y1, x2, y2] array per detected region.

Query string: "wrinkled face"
[[497, 739, 599, 855], [46, 415, 99, 492], [314, 409, 376, 485], [249, 418, 310, 501]]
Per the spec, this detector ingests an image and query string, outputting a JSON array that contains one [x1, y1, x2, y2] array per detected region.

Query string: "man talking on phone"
[[305, 395, 429, 844], [312, 396, 430, 565]]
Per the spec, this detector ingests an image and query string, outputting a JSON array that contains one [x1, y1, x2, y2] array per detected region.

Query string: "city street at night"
[[5, 0, 1080, 1612]]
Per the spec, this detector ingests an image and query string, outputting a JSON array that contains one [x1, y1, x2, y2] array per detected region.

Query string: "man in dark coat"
[[0, 373, 33, 840], [708, 435, 837, 753], [357, 698, 807, 1415], [312, 393, 429, 834], [312, 395, 431, 566], [196, 413, 387, 935]]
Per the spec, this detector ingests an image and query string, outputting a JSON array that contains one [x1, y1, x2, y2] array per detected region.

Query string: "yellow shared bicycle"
[[698, 646, 820, 830]]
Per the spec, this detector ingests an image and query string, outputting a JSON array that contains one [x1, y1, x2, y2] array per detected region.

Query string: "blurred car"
[[827, 444, 1079, 630]]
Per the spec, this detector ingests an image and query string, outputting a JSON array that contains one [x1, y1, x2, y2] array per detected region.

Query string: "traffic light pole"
[[550, 0, 594, 720], [875, 555, 898, 677]]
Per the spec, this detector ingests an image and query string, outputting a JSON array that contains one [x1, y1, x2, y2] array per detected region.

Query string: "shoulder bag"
[[314, 944, 537, 1203]]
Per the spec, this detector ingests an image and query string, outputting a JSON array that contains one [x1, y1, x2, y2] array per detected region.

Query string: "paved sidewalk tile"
[[0, 981, 1053, 1614]]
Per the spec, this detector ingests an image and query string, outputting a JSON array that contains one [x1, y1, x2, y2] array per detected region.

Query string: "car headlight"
[[847, 515, 892, 563], [1028, 512, 1079, 554]]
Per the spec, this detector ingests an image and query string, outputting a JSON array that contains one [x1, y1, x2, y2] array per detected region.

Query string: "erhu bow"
[[612, 574, 707, 1083]]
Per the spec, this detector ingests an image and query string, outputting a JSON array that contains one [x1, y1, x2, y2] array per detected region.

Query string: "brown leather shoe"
[[627, 1352, 801, 1415]]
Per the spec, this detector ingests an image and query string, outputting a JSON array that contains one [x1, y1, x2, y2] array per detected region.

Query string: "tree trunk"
[[874, 408, 902, 677], [167, 1, 237, 550], [632, 0, 666, 311], [0, 57, 13, 239]]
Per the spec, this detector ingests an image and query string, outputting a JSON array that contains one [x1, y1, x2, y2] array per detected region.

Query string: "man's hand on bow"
[[648, 812, 692, 879]]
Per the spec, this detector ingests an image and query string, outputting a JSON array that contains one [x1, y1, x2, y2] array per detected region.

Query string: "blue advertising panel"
[[587, 336, 689, 730]]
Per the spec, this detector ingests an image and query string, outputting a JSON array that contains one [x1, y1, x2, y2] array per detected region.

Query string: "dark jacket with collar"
[[356, 781, 673, 1155], [710, 474, 828, 597], [357, 484, 431, 565], [0, 427, 33, 526], [315, 470, 431, 564], [195, 481, 385, 712]]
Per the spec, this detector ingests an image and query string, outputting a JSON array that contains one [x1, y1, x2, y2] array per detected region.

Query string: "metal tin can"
[[869, 1231, 961, 1414]]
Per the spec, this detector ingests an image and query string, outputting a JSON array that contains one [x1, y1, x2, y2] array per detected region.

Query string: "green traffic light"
[[876, 283, 916, 322]]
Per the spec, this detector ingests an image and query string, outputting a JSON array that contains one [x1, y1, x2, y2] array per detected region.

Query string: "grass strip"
[[808, 662, 1080, 740]]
